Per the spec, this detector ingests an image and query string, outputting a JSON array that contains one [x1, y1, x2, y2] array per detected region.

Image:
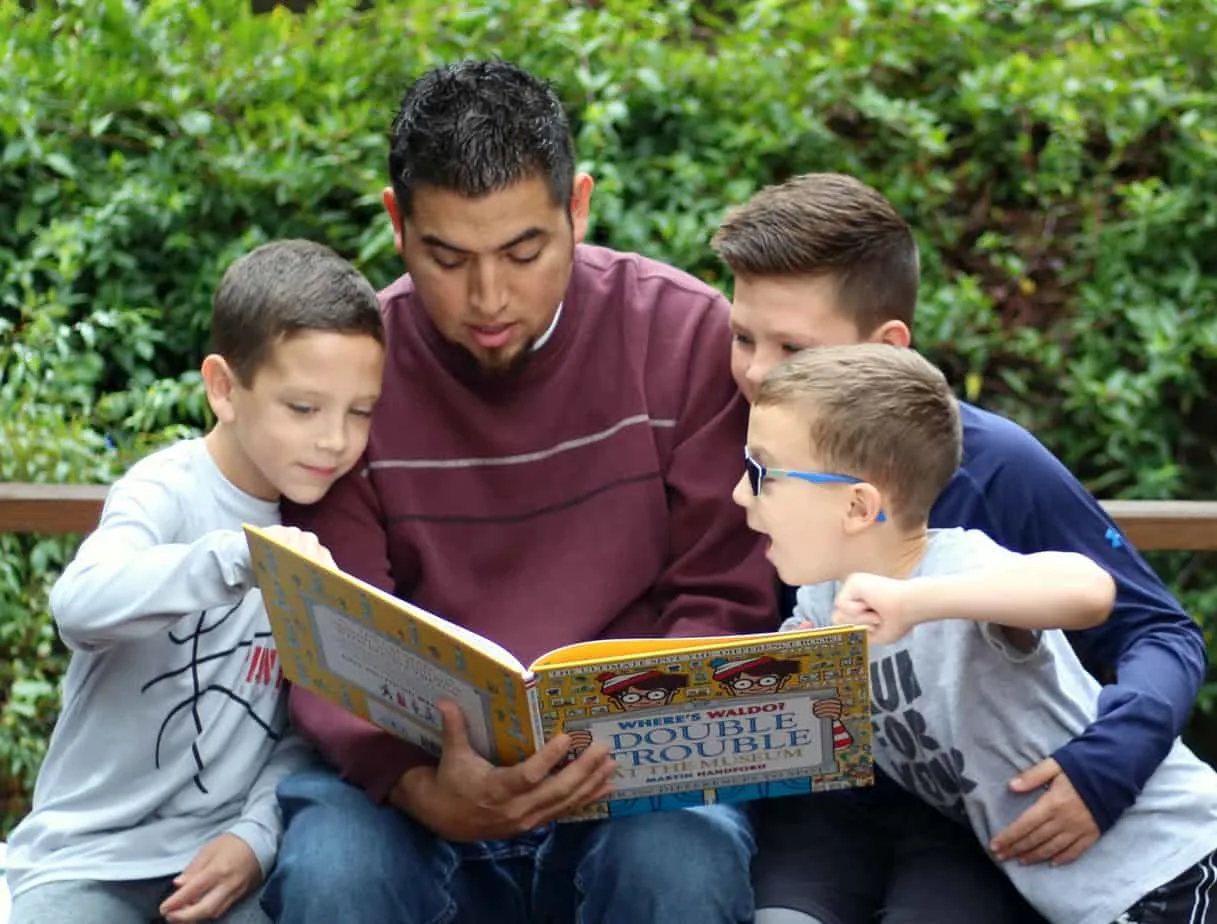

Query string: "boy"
[[735, 343, 1217, 924], [713, 172, 1206, 920], [4, 239, 385, 924]]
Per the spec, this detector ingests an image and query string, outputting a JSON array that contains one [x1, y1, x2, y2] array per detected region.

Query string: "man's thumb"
[[1009, 757, 1059, 792], [437, 700, 467, 750]]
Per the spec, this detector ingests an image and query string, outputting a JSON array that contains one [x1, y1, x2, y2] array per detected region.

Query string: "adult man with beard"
[[261, 60, 775, 924]]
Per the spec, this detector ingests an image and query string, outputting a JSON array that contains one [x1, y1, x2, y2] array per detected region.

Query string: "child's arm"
[[52, 471, 329, 652], [225, 732, 316, 877], [50, 474, 251, 650], [833, 551, 1116, 645], [158, 732, 316, 923]]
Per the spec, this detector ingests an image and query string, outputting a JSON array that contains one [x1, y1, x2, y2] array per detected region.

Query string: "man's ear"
[[869, 320, 912, 348], [383, 186, 405, 257], [201, 354, 240, 425], [570, 172, 595, 244], [843, 482, 886, 534]]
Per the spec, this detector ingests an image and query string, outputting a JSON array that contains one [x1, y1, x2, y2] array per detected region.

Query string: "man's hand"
[[262, 525, 336, 568], [990, 758, 1100, 866], [158, 833, 262, 922], [390, 700, 617, 842], [831, 573, 916, 645]]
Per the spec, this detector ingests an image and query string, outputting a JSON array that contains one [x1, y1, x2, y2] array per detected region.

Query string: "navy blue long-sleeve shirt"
[[778, 401, 1206, 830], [933, 402, 1206, 830]]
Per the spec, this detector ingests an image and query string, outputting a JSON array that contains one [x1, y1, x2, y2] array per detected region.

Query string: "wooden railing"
[[1, 483, 1216, 550]]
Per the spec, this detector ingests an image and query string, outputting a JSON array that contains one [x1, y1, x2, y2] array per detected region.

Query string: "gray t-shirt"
[[5, 438, 314, 898], [787, 528, 1217, 924]]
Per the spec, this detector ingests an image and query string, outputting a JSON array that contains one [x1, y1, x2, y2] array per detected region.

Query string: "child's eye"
[[349, 408, 374, 419], [287, 403, 316, 415], [732, 332, 754, 347], [782, 343, 807, 355]]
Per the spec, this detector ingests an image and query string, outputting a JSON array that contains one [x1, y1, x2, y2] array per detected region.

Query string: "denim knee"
[[574, 805, 756, 923], [261, 768, 457, 924]]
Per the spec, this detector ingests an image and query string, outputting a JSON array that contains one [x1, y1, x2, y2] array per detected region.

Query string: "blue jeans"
[[261, 767, 756, 924]]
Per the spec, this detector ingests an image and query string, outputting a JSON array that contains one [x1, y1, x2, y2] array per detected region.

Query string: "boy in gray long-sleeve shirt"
[[5, 240, 385, 924]]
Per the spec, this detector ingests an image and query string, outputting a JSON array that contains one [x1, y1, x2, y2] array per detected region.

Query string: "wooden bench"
[[2, 483, 1216, 550]]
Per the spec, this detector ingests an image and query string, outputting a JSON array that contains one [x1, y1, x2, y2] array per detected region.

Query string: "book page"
[[246, 524, 539, 766]]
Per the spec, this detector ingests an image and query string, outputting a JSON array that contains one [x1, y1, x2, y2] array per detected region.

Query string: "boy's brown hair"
[[755, 343, 961, 528], [711, 173, 919, 335], [212, 239, 384, 386]]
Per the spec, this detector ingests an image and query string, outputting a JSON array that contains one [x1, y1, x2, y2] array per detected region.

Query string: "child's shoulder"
[[110, 438, 210, 495]]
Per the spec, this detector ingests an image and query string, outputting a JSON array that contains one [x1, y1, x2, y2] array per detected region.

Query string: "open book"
[[246, 525, 873, 819]]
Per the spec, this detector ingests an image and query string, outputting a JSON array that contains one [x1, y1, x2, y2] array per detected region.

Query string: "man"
[[712, 172, 1208, 923], [261, 60, 776, 924]]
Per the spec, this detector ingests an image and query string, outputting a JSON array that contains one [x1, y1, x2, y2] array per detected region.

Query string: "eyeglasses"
[[744, 450, 887, 522]]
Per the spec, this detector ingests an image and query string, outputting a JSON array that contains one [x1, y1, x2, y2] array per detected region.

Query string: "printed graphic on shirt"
[[141, 603, 285, 794], [870, 647, 976, 818]]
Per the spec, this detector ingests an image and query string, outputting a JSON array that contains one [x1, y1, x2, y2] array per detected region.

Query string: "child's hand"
[[831, 573, 915, 645], [990, 757, 1100, 866], [158, 832, 262, 922], [263, 525, 336, 569]]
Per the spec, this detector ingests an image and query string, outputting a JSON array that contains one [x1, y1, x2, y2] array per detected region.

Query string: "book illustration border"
[[251, 537, 535, 765]]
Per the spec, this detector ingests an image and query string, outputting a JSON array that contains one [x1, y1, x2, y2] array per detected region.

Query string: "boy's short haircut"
[[711, 173, 920, 335], [388, 59, 576, 218], [755, 343, 961, 528], [212, 239, 383, 386]]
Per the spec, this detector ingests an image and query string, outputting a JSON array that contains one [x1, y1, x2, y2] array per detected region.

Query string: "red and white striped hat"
[[598, 669, 664, 696]]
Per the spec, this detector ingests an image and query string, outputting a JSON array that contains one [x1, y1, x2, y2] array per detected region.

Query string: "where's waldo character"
[[710, 656, 853, 750]]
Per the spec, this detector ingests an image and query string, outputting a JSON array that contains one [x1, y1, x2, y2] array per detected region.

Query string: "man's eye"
[[507, 250, 541, 265], [432, 253, 464, 269]]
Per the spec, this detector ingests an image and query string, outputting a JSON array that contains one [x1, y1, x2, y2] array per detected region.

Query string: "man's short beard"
[[473, 337, 538, 377]]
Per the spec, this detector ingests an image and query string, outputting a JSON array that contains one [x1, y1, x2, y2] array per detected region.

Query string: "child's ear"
[[843, 483, 885, 533], [201, 354, 240, 425]]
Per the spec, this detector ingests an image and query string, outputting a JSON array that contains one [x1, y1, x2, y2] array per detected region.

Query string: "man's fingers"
[[521, 750, 618, 826]]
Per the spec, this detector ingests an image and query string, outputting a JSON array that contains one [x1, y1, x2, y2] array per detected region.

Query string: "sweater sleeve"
[[281, 463, 436, 803], [50, 470, 252, 652], [226, 731, 316, 876], [955, 429, 1206, 831], [649, 293, 778, 639]]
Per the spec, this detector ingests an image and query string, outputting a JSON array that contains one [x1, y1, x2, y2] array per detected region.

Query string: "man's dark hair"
[[712, 173, 920, 334], [388, 59, 576, 217], [212, 239, 383, 386]]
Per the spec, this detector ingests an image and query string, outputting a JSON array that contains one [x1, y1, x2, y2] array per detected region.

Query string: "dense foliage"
[[2, 0, 1214, 832]]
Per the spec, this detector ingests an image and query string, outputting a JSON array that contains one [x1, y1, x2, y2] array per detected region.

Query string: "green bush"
[[2, 0, 1215, 832]]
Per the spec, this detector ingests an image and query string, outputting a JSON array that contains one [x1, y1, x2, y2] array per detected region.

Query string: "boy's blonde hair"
[[755, 344, 962, 528]]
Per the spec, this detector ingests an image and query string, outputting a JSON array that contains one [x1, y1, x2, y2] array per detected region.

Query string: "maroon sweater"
[[283, 244, 777, 801]]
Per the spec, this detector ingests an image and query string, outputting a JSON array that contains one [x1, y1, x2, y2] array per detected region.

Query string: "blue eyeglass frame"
[[744, 450, 887, 523]]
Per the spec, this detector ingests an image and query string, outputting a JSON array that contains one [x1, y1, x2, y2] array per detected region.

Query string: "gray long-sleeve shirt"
[[6, 438, 314, 898]]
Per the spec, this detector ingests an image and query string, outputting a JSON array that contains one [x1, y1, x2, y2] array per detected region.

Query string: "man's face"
[[731, 403, 851, 587], [221, 331, 384, 504], [387, 174, 590, 375], [729, 274, 865, 403]]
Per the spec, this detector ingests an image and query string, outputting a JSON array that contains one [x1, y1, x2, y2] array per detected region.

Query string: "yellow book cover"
[[246, 525, 873, 820]]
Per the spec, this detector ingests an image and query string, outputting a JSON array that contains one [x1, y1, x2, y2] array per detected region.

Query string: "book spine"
[[524, 674, 546, 752]]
